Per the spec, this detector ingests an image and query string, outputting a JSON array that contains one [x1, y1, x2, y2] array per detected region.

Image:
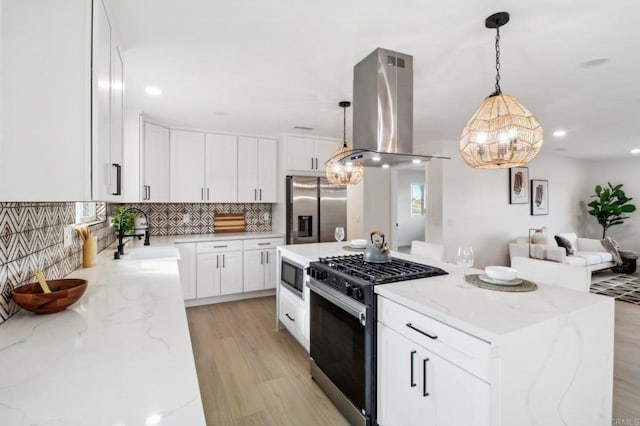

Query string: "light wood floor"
[[186, 296, 348, 426], [187, 296, 640, 425], [613, 300, 640, 422]]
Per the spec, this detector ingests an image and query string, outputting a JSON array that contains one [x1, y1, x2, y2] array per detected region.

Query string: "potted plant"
[[587, 182, 636, 238], [111, 206, 137, 235]]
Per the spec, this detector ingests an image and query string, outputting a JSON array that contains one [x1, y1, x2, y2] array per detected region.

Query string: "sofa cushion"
[[555, 235, 576, 255], [558, 232, 578, 249], [565, 256, 587, 267], [573, 251, 613, 265]]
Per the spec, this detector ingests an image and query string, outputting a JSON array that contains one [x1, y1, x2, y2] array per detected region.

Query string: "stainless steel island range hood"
[[336, 48, 448, 167]]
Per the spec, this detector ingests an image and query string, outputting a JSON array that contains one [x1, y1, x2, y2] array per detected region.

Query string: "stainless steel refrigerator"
[[286, 176, 347, 244]]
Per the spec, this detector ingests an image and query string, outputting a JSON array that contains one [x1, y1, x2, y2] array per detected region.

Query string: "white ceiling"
[[108, 0, 640, 160]]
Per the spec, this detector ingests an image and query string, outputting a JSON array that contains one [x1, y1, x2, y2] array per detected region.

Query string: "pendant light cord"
[[342, 104, 347, 148], [492, 26, 502, 96]]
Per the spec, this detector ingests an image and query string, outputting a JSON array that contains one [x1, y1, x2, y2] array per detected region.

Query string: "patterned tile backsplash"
[[107, 203, 272, 235], [0, 202, 115, 325]]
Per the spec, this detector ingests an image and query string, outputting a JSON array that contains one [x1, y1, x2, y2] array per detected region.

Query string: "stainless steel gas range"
[[307, 255, 448, 426]]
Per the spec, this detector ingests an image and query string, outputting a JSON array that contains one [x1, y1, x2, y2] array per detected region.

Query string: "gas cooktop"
[[318, 254, 448, 284]]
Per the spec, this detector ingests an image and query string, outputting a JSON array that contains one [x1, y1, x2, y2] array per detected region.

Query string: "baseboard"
[[184, 289, 276, 307]]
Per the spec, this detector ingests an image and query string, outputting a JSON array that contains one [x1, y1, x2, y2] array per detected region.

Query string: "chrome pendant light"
[[326, 101, 364, 185], [460, 12, 543, 169]]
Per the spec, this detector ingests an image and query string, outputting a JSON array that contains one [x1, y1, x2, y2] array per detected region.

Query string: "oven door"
[[309, 280, 373, 426]]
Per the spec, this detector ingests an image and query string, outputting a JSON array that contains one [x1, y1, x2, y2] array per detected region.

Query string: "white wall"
[[396, 169, 427, 247], [435, 143, 590, 267], [582, 158, 640, 254]]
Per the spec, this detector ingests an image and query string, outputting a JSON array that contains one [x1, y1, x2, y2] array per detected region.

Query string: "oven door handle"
[[309, 280, 366, 325]]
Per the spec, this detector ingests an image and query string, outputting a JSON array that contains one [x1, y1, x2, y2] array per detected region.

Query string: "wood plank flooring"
[[186, 296, 348, 426], [187, 296, 640, 425], [613, 301, 640, 423]]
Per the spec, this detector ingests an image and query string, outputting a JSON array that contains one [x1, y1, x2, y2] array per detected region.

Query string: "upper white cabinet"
[[92, 0, 124, 201], [237, 137, 277, 202], [285, 136, 341, 174], [170, 129, 206, 202], [0, 0, 124, 201], [141, 120, 170, 202], [170, 131, 238, 202]]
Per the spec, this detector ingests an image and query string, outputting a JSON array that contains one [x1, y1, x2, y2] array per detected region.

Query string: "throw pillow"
[[554, 235, 576, 255], [601, 236, 623, 265]]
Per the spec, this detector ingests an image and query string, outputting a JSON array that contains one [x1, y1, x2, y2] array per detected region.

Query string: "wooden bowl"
[[11, 279, 88, 314]]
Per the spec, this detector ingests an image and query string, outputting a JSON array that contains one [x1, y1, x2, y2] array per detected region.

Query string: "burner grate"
[[320, 255, 448, 284]]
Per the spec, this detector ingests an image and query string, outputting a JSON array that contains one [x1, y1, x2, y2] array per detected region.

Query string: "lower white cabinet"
[[278, 285, 306, 342], [243, 248, 277, 292], [377, 298, 491, 426], [197, 251, 243, 297]]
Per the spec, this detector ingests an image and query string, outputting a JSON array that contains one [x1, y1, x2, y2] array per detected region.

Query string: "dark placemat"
[[465, 274, 537, 292], [342, 245, 366, 252]]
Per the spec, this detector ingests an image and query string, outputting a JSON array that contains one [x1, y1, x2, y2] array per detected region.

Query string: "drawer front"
[[378, 296, 491, 382], [197, 240, 244, 253], [279, 286, 305, 337], [243, 237, 285, 250]]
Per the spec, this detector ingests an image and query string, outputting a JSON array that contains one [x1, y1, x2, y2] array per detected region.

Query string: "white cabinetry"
[[377, 297, 490, 426], [141, 120, 170, 201], [196, 241, 243, 298], [176, 243, 196, 300], [237, 137, 277, 202], [279, 285, 306, 343], [243, 238, 282, 292], [91, 0, 124, 201], [285, 136, 340, 174], [170, 131, 238, 202]]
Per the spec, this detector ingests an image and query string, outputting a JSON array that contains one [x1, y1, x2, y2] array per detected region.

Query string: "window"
[[411, 184, 425, 216], [75, 202, 105, 224]]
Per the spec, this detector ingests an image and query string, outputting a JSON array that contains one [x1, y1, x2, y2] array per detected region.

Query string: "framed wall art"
[[530, 179, 549, 215], [509, 167, 529, 204]]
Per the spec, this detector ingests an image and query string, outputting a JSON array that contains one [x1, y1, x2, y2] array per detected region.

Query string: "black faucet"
[[114, 207, 150, 259]]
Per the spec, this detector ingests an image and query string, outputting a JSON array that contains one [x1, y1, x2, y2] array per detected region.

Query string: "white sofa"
[[509, 232, 615, 272]]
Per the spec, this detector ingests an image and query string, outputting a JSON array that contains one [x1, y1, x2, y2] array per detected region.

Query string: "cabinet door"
[[237, 137, 258, 202], [429, 352, 490, 426], [205, 133, 237, 202], [314, 139, 341, 168], [243, 250, 265, 292], [220, 251, 243, 295], [92, 0, 112, 201], [378, 323, 428, 426], [142, 122, 170, 201], [109, 45, 124, 199], [286, 136, 315, 171], [196, 253, 221, 298], [170, 129, 205, 202], [176, 243, 196, 300], [264, 249, 277, 289], [257, 138, 277, 202]]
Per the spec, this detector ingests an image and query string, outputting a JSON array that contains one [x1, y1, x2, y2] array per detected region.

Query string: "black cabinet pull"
[[406, 323, 438, 340], [261, 251, 264, 264], [311, 158, 314, 170], [410, 350, 417, 387], [222, 254, 225, 268], [111, 163, 122, 196], [423, 358, 430, 396], [259, 188, 262, 200], [216, 254, 219, 269], [285, 313, 295, 322], [266, 251, 269, 264]]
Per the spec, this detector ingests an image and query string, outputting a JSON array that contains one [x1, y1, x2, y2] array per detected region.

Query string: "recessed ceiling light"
[[371, 156, 381, 162], [412, 159, 421, 164], [145, 414, 163, 425], [145, 87, 162, 96], [553, 130, 567, 137], [631, 148, 640, 155], [382, 164, 390, 169]]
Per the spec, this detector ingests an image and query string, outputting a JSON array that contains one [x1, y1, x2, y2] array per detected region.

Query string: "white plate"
[[344, 245, 366, 251], [478, 274, 523, 286]]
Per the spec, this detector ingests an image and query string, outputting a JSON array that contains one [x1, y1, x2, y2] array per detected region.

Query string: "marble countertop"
[[0, 242, 206, 425], [278, 242, 611, 342]]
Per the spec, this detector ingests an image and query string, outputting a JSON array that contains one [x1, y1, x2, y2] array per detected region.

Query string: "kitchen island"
[[278, 242, 614, 426], [0, 240, 206, 426]]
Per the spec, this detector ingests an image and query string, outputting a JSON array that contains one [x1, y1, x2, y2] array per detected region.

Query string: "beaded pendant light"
[[460, 12, 543, 169], [325, 101, 364, 185]]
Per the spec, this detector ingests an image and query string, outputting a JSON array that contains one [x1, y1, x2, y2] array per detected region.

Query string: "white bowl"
[[350, 239, 368, 248], [484, 266, 517, 281]]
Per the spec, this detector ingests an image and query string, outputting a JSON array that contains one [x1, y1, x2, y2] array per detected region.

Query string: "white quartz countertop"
[[171, 231, 283, 244], [0, 241, 206, 425], [279, 242, 611, 342]]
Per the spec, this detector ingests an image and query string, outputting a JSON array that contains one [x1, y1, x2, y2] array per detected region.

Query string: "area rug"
[[590, 274, 640, 305]]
